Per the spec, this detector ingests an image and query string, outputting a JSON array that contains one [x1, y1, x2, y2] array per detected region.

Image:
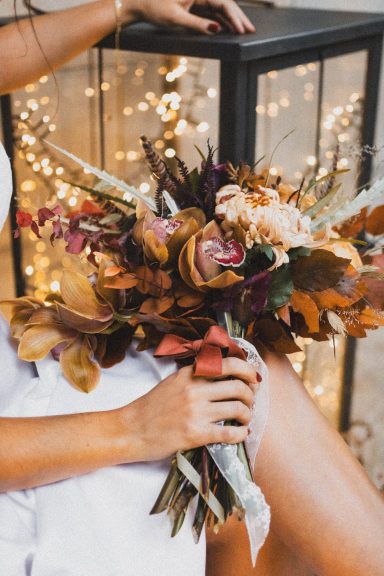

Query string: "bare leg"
[[207, 350, 384, 576], [207, 521, 312, 575]]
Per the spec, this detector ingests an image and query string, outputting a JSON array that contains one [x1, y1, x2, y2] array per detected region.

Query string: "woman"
[[0, 3, 383, 574]]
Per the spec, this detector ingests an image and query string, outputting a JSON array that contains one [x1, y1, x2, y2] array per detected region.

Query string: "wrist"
[[111, 402, 147, 464], [119, 0, 143, 25]]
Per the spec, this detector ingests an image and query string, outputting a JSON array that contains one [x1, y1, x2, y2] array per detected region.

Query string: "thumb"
[[171, 8, 221, 34]]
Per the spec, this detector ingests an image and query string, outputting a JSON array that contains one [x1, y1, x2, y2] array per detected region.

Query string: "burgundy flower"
[[200, 237, 245, 268]]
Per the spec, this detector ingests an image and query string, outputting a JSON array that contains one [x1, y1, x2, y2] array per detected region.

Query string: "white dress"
[[0, 143, 206, 576]]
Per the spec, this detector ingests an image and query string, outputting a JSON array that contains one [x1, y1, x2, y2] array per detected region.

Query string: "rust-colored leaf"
[[366, 205, 384, 236], [139, 295, 175, 314], [290, 290, 320, 333], [310, 265, 365, 309], [336, 208, 367, 238]]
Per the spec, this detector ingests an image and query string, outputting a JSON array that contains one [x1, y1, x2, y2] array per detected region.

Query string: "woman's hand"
[[119, 357, 258, 462], [121, 0, 256, 35]]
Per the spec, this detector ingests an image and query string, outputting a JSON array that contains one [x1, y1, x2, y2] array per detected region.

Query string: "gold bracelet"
[[114, 0, 123, 68], [114, 0, 123, 32]]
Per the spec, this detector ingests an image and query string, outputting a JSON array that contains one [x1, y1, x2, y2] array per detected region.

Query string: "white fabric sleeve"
[[0, 142, 12, 233], [0, 313, 36, 415]]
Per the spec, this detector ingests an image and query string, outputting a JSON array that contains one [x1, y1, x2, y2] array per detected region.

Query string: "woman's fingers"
[[194, 0, 255, 34], [169, 5, 222, 34], [220, 357, 259, 386], [209, 400, 252, 425], [208, 423, 249, 444], [204, 379, 255, 408]]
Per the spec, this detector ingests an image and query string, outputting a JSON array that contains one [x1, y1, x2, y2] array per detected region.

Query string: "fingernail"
[[256, 372, 262, 383], [208, 22, 221, 34]]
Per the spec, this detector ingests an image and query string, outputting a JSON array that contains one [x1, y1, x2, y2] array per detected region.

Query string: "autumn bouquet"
[[3, 136, 384, 563]]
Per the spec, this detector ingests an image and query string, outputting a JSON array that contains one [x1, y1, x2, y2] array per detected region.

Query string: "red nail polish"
[[208, 22, 220, 34]]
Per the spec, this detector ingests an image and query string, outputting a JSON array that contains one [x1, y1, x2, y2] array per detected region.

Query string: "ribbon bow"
[[154, 325, 246, 377]]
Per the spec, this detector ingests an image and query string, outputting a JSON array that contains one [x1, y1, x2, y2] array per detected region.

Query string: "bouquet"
[[3, 136, 384, 564]]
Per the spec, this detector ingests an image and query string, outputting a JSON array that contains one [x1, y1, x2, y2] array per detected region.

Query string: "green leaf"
[[189, 167, 200, 194], [256, 244, 274, 261], [267, 266, 293, 310], [194, 145, 206, 163], [302, 183, 342, 218], [287, 247, 311, 261]]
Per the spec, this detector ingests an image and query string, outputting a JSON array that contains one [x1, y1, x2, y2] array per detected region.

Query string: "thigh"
[[206, 517, 312, 576]]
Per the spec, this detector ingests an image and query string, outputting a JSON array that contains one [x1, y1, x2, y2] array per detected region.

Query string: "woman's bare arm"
[[206, 350, 384, 576], [0, 0, 254, 95], [0, 358, 256, 492]]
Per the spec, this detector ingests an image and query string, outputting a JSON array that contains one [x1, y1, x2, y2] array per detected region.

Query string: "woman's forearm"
[[0, 1, 129, 95], [0, 408, 135, 492]]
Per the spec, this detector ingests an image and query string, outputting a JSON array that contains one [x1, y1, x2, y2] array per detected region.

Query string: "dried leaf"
[[292, 249, 350, 292], [290, 290, 320, 333], [60, 270, 113, 320], [55, 302, 113, 333], [366, 205, 384, 236], [18, 324, 77, 361], [60, 336, 100, 392], [143, 229, 169, 266], [310, 265, 365, 309]]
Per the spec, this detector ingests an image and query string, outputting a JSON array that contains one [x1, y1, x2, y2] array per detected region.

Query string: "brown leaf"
[[55, 302, 113, 333], [310, 265, 365, 309], [96, 324, 134, 368], [60, 270, 113, 320], [292, 249, 350, 292], [366, 205, 384, 236], [60, 336, 100, 393], [276, 304, 291, 326], [251, 317, 301, 354], [336, 208, 367, 237], [363, 254, 384, 310], [143, 229, 169, 266], [139, 295, 175, 314], [103, 273, 138, 290], [18, 324, 77, 361], [135, 266, 172, 297], [290, 290, 320, 333]]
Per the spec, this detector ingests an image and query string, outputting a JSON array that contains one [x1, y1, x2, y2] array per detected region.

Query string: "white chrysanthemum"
[[215, 186, 315, 269]]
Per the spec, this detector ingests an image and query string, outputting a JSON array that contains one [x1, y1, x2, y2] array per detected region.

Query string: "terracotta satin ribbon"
[[154, 325, 246, 377]]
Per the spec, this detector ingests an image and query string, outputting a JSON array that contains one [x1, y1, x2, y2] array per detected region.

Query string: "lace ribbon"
[[206, 338, 270, 566]]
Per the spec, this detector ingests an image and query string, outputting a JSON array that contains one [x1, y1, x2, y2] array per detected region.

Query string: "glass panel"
[[255, 62, 320, 184], [319, 50, 368, 193]]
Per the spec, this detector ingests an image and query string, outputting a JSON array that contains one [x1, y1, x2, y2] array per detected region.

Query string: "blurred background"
[[0, 0, 383, 487]]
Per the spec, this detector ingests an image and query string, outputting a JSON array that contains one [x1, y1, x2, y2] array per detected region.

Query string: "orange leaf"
[[357, 307, 384, 327], [139, 295, 175, 314], [103, 273, 138, 290], [366, 205, 384, 236], [291, 290, 320, 333]]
